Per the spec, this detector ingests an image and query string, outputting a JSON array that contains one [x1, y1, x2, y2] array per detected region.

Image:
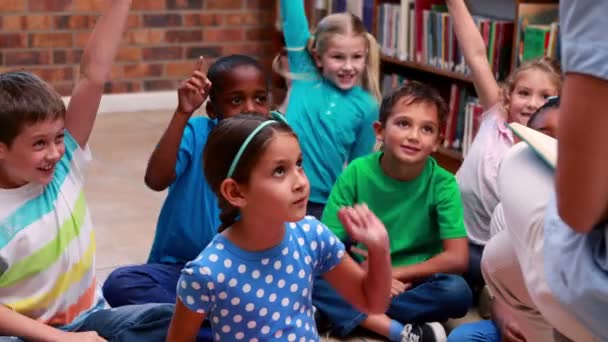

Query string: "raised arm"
[[280, 0, 311, 49], [446, 0, 500, 110], [65, 0, 131, 148], [323, 205, 391, 314], [144, 58, 210, 191]]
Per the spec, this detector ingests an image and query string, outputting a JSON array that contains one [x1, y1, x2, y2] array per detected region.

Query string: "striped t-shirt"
[[0, 131, 103, 328]]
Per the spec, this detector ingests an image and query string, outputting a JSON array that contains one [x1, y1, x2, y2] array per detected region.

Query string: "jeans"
[[463, 242, 485, 294], [102, 263, 212, 341], [0, 303, 174, 342], [312, 273, 472, 337], [447, 320, 500, 342]]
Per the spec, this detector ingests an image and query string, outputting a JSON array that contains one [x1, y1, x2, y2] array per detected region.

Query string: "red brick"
[[246, 0, 274, 10], [0, 34, 26, 49], [127, 14, 140, 29], [142, 47, 182, 61], [28, 0, 71, 12], [116, 47, 141, 62], [132, 0, 165, 11], [123, 63, 164, 78], [53, 50, 83, 64], [167, 0, 203, 10], [165, 30, 203, 43], [222, 42, 272, 56], [127, 30, 165, 45], [143, 14, 182, 28], [30, 67, 74, 82], [206, 0, 243, 10], [0, 0, 25, 12], [2, 16, 25, 31], [202, 28, 244, 42], [104, 81, 142, 94], [246, 28, 275, 41], [71, 0, 105, 12], [165, 61, 198, 77], [183, 13, 222, 27], [27, 15, 53, 30], [143, 79, 179, 91], [74, 32, 91, 48], [5, 51, 51, 66], [0, 52, 3, 66], [224, 12, 272, 26], [185, 46, 222, 59], [29, 33, 73, 48], [55, 15, 96, 30], [53, 82, 75, 96]]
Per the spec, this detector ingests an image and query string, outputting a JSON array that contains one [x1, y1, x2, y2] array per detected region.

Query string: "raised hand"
[[338, 204, 389, 252], [177, 56, 212, 116]]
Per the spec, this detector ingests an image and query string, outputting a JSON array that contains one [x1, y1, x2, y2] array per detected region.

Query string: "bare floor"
[[87, 111, 478, 341]]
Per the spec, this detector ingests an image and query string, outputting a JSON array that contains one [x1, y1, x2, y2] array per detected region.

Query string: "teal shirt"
[[322, 152, 467, 267], [280, 0, 379, 204]]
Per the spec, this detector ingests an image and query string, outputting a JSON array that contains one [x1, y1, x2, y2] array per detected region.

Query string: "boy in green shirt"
[[313, 82, 471, 342]]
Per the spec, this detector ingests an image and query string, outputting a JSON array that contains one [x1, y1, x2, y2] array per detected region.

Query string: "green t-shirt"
[[321, 152, 466, 267]]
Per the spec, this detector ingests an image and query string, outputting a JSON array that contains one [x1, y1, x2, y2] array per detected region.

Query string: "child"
[[102, 55, 271, 307], [166, 114, 392, 341], [446, 0, 561, 293], [447, 97, 561, 342], [278, 0, 381, 219], [0, 1, 174, 341], [313, 82, 472, 342]]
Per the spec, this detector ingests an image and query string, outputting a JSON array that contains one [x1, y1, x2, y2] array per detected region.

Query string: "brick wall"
[[0, 0, 277, 96]]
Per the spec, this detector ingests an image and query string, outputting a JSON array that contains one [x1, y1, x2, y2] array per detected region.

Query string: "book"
[[508, 122, 557, 169]]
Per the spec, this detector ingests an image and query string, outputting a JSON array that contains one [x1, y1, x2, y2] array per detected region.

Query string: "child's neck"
[[223, 213, 286, 252], [379, 152, 426, 181]]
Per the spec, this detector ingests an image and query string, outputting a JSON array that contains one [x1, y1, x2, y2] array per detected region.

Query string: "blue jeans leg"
[[75, 303, 174, 342], [447, 320, 500, 342], [463, 242, 485, 294], [102, 263, 184, 307], [312, 276, 367, 337], [387, 274, 473, 324]]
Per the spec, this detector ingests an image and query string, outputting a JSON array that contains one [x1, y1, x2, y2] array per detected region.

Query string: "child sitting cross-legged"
[[313, 82, 472, 342]]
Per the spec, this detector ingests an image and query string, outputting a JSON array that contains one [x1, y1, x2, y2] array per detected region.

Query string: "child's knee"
[[435, 275, 473, 316]]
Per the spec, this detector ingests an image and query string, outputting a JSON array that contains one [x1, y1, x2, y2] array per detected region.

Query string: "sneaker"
[[400, 322, 447, 342]]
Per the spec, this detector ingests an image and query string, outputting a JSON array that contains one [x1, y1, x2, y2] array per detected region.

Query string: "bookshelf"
[[272, 0, 559, 173]]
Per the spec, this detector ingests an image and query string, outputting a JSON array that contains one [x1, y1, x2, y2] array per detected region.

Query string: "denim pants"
[[447, 320, 500, 342], [0, 303, 174, 342], [312, 273, 473, 337], [102, 263, 212, 341]]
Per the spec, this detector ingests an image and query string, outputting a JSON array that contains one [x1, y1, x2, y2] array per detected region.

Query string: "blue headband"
[[226, 111, 289, 178]]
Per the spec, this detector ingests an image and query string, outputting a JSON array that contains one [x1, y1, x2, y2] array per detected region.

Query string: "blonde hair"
[[274, 12, 381, 101], [501, 57, 562, 113]]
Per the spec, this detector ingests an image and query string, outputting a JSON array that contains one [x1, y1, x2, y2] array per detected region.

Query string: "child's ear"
[[373, 121, 384, 142], [220, 178, 246, 208], [206, 101, 217, 120], [312, 48, 323, 69]]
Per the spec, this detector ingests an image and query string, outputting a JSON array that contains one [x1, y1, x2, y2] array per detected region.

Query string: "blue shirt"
[[147, 116, 221, 265], [177, 216, 345, 341], [543, 1, 608, 339], [280, 0, 379, 204]]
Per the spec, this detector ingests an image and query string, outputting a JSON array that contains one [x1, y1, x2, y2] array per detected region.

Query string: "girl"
[[446, 0, 561, 293], [166, 114, 392, 341], [277, 0, 381, 219]]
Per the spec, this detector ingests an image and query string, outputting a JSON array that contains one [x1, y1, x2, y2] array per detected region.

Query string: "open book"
[[508, 122, 557, 169]]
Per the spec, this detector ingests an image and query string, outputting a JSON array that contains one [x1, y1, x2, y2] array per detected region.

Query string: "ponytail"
[[363, 32, 382, 101], [217, 198, 239, 233]]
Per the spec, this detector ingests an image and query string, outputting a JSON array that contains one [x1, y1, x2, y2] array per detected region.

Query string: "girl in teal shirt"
[[278, 0, 381, 218]]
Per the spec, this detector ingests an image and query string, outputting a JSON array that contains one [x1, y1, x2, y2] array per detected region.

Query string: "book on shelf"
[[377, 1, 514, 81], [513, 2, 559, 67]]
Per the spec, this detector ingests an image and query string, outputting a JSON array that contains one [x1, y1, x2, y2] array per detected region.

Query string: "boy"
[[0, 1, 174, 341], [313, 82, 471, 342], [102, 55, 271, 307]]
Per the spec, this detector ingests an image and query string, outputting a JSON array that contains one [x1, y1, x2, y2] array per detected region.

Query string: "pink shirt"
[[456, 105, 514, 245]]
